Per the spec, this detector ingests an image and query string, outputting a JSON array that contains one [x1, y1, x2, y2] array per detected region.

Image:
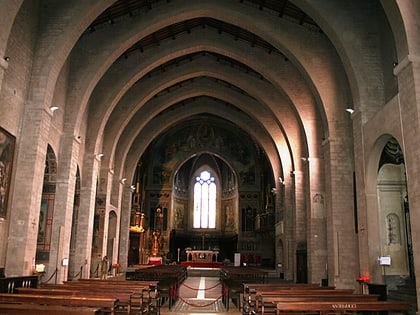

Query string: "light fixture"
[[50, 106, 59, 113], [4, 57, 10, 62], [121, 178, 127, 184], [96, 153, 104, 159], [345, 108, 354, 114], [278, 177, 284, 185]]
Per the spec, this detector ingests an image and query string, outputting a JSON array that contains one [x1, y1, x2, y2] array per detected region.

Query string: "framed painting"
[[0, 127, 15, 219]]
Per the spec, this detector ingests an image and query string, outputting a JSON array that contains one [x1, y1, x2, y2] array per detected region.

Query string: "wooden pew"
[[243, 282, 323, 291], [73, 279, 159, 286], [219, 266, 268, 310], [242, 286, 355, 313], [39, 281, 155, 313], [125, 265, 186, 309], [0, 303, 100, 315], [275, 300, 410, 315], [220, 266, 268, 284], [16, 287, 136, 312], [256, 294, 380, 314], [0, 293, 117, 315]]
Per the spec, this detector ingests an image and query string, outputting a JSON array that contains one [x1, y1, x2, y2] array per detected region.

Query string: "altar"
[[186, 250, 219, 264]]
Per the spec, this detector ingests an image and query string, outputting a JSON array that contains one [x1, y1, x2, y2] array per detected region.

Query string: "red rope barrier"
[[181, 282, 221, 291], [41, 268, 58, 284], [177, 294, 224, 307]]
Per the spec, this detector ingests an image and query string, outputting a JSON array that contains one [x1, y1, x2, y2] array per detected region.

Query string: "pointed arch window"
[[193, 170, 216, 229]]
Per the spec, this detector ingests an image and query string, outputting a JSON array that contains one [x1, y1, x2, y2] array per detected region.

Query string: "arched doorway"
[[377, 137, 414, 288], [36, 145, 57, 270]]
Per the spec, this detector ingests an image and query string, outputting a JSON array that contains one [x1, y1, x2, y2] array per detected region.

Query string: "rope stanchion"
[[174, 280, 225, 309], [70, 266, 83, 280], [176, 294, 224, 308], [181, 282, 221, 291], [41, 268, 58, 284], [90, 263, 99, 278]]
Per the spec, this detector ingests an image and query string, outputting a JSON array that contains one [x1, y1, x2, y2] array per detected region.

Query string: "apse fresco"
[[152, 122, 256, 186], [0, 127, 15, 219]]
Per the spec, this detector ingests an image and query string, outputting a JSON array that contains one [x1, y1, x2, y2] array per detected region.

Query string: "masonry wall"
[[0, 0, 39, 270]]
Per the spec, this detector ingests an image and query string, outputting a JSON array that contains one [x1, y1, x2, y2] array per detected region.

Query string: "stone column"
[[72, 154, 101, 279], [393, 54, 420, 306], [306, 156, 328, 284], [119, 186, 133, 272], [6, 107, 52, 276], [324, 135, 358, 289], [282, 171, 296, 281], [46, 134, 80, 283]]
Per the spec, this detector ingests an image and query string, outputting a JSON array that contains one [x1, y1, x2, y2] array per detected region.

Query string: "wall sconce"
[[120, 178, 127, 184], [130, 185, 136, 192], [278, 177, 284, 185], [50, 106, 59, 113], [96, 153, 104, 160], [345, 108, 354, 114], [290, 170, 295, 177], [0, 57, 9, 70]]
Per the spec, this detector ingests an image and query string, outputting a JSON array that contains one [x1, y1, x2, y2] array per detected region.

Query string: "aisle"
[[161, 275, 240, 314]]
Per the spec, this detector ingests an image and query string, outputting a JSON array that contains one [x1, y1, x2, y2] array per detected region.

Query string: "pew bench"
[[16, 287, 137, 313], [275, 300, 410, 315], [242, 282, 324, 291], [242, 287, 356, 312], [254, 294, 380, 314], [0, 293, 118, 315], [43, 279, 162, 313], [125, 265, 186, 308], [0, 303, 100, 315]]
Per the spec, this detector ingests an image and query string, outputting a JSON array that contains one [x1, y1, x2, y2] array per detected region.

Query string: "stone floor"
[[160, 273, 241, 315]]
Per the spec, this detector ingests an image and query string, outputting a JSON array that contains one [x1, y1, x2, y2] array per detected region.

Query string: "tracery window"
[[193, 170, 216, 228]]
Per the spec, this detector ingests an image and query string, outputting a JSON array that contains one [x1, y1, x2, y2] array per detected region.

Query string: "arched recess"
[[376, 137, 414, 289], [35, 145, 57, 269], [170, 152, 238, 263], [124, 116, 277, 266]]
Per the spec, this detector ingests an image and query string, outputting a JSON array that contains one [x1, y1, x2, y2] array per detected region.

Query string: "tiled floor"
[[160, 275, 241, 315]]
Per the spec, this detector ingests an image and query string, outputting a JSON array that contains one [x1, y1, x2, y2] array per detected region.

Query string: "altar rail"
[[0, 275, 39, 293]]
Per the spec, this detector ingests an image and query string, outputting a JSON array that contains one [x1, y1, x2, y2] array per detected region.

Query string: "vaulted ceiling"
[[39, 0, 393, 185]]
